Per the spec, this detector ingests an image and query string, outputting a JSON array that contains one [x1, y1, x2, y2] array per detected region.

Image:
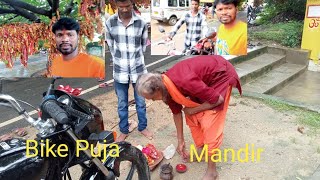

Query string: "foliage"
[[107, 0, 151, 10], [259, 0, 306, 23], [0, 23, 47, 68], [249, 21, 304, 48], [0, 0, 105, 76]]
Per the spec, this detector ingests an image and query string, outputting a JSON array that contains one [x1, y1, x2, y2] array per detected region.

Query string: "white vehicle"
[[138, 7, 151, 31], [151, 0, 190, 26]]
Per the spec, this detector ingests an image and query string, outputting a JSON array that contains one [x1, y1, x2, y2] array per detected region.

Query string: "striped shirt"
[[170, 11, 208, 50], [106, 12, 148, 83]]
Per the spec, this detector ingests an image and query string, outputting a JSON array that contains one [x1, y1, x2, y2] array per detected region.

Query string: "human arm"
[[201, 14, 208, 39], [105, 20, 115, 56], [167, 13, 186, 40], [183, 95, 224, 115], [141, 22, 148, 52], [173, 112, 189, 160]]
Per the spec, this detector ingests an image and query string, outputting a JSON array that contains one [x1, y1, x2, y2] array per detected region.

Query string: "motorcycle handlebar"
[[41, 99, 70, 124]]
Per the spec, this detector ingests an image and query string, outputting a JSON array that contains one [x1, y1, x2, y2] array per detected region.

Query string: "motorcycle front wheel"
[[80, 145, 150, 180]]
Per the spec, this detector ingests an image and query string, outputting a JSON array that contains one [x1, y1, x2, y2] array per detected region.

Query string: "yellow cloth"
[[216, 21, 247, 55], [51, 52, 105, 78]]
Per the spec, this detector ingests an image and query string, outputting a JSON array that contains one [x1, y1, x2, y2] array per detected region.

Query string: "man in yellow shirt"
[[50, 17, 105, 78], [204, 0, 247, 55]]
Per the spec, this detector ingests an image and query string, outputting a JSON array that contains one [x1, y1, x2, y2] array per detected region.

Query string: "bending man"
[[136, 55, 242, 180]]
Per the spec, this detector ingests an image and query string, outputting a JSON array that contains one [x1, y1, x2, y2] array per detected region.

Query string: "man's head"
[[136, 73, 167, 102], [115, 0, 133, 19], [191, 0, 200, 13], [52, 17, 80, 56], [214, 0, 238, 25]]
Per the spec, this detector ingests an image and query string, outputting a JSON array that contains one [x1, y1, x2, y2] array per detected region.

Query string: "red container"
[[176, 164, 187, 173]]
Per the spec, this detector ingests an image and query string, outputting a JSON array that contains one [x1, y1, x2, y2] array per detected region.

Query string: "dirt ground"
[[18, 87, 320, 180]]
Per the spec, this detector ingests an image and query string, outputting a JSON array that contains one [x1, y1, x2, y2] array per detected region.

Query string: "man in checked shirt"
[[166, 0, 209, 52], [105, 0, 153, 142]]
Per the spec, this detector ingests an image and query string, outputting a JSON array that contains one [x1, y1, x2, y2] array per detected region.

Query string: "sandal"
[[99, 83, 113, 88], [12, 128, 27, 137]]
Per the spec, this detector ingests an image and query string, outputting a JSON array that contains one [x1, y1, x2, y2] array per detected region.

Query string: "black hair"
[[52, 17, 80, 34], [115, 0, 132, 3], [213, 0, 239, 9], [191, 0, 200, 4]]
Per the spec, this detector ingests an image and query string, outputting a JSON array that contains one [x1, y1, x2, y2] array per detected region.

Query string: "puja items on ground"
[[160, 163, 173, 180], [176, 163, 187, 173], [141, 143, 163, 170]]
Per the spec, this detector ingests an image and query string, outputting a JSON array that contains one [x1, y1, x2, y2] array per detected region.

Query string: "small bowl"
[[176, 164, 187, 173]]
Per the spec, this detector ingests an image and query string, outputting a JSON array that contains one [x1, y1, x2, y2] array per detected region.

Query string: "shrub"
[[250, 21, 304, 48]]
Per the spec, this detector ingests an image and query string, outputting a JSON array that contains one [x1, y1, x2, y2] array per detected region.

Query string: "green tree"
[[0, 0, 79, 25], [261, 0, 306, 23], [0, 0, 104, 73]]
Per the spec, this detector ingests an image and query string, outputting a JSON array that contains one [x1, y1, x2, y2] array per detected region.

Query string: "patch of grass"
[[298, 111, 320, 128], [262, 98, 297, 112], [258, 98, 320, 128], [249, 21, 303, 48]]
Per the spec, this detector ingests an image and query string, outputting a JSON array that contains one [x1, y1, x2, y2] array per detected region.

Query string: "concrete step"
[[242, 63, 307, 94], [235, 53, 286, 85], [229, 46, 268, 65], [274, 70, 320, 106]]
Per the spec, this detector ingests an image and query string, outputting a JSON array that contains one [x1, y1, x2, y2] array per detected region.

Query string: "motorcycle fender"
[[103, 141, 131, 176]]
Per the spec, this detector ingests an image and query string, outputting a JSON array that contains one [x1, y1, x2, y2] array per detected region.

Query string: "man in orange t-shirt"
[[50, 17, 105, 78], [214, 0, 247, 55], [204, 0, 247, 55]]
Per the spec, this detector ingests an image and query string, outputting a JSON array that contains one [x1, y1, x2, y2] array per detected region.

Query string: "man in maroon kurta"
[[165, 55, 241, 114], [136, 55, 241, 180]]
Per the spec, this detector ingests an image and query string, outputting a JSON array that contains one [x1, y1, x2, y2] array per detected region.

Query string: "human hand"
[[204, 41, 213, 49], [177, 140, 189, 162], [183, 107, 197, 115]]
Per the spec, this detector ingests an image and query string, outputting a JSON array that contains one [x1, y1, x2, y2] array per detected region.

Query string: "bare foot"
[[202, 172, 218, 180], [116, 133, 128, 142], [140, 129, 153, 140]]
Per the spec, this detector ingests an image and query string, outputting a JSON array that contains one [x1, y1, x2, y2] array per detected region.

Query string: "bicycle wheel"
[[80, 145, 150, 180]]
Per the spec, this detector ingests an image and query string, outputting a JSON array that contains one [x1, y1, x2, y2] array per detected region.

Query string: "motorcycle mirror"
[[46, 76, 62, 97], [158, 26, 165, 33]]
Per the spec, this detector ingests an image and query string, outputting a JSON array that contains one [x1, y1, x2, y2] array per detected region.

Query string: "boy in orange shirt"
[[50, 17, 105, 78]]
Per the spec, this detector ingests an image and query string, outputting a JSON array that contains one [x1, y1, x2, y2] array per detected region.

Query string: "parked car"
[[151, 0, 190, 26]]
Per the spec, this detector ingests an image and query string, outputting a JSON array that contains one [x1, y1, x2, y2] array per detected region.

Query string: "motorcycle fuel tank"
[[0, 138, 48, 180]]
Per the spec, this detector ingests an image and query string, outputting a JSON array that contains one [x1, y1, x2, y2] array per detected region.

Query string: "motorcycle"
[[0, 78, 150, 180], [247, 5, 263, 24], [157, 26, 215, 56]]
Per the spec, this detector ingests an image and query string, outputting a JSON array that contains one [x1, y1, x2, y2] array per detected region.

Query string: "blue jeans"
[[114, 81, 148, 134]]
